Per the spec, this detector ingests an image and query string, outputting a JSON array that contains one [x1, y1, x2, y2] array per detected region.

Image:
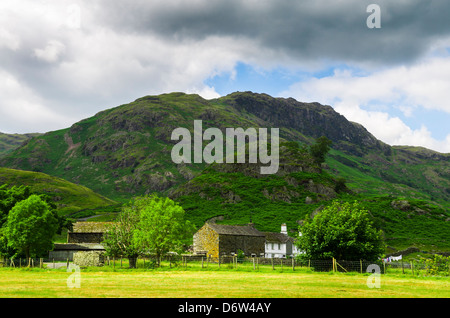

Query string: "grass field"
[[0, 265, 448, 298]]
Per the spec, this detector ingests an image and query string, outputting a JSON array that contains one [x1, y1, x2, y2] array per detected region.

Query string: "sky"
[[1, 0, 450, 153]]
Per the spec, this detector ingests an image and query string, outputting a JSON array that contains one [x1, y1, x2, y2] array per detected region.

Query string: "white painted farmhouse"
[[264, 224, 302, 258]]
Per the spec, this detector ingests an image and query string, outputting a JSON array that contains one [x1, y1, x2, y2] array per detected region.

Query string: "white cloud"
[[281, 56, 450, 153], [0, 0, 449, 157], [0, 2, 248, 132], [0, 28, 20, 51], [34, 40, 66, 63], [0, 70, 73, 133]]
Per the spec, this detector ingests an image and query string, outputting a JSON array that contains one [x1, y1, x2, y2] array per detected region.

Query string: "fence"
[[0, 257, 65, 269], [1, 255, 449, 276]]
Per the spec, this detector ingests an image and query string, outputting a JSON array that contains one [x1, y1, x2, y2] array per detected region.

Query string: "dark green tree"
[[0, 185, 31, 226], [4, 195, 59, 263], [296, 200, 384, 261], [0, 184, 73, 258], [309, 136, 332, 165]]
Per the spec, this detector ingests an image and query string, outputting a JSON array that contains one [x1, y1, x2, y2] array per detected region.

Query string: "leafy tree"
[[4, 195, 59, 263], [102, 197, 144, 268], [0, 185, 31, 226], [133, 195, 195, 267], [0, 184, 73, 258], [296, 200, 384, 261], [309, 136, 332, 165]]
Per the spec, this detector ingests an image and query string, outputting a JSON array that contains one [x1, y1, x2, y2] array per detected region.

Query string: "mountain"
[[0, 91, 448, 252], [0, 167, 117, 216], [1, 91, 448, 207], [0, 132, 42, 157]]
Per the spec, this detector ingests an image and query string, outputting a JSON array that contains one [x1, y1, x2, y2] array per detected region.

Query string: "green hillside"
[[0, 132, 42, 157], [0, 167, 118, 216], [0, 91, 448, 252], [170, 143, 450, 253], [2, 92, 448, 206]]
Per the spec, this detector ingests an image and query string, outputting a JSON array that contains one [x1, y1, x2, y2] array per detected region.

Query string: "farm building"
[[49, 222, 112, 262], [264, 223, 302, 258], [67, 222, 113, 243], [193, 222, 266, 258]]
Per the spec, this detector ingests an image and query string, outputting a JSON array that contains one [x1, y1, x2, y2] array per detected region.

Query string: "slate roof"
[[264, 232, 294, 243], [206, 223, 266, 237], [71, 222, 113, 233], [52, 243, 105, 251]]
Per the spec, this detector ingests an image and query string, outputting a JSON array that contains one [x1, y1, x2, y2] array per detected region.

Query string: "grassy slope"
[[0, 132, 41, 157], [326, 148, 450, 210], [0, 92, 448, 251], [0, 167, 117, 216], [173, 165, 450, 252]]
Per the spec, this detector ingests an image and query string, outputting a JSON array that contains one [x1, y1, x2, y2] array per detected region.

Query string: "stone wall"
[[193, 225, 220, 258], [73, 251, 105, 267], [193, 223, 266, 258], [68, 233, 104, 244], [219, 234, 265, 257]]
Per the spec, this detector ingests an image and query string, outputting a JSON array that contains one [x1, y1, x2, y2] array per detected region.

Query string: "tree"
[[0, 185, 31, 226], [4, 195, 58, 263], [309, 136, 332, 165], [102, 197, 143, 268], [0, 184, 73, 258], [296, 200, 384, 261], [133, 195, 195, 267]]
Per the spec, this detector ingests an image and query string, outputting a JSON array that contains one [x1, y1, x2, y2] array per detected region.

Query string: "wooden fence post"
[[292, 258, 295, 271]]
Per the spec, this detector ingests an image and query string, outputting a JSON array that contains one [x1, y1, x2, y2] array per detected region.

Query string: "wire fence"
[[1, 255, 449, 277]]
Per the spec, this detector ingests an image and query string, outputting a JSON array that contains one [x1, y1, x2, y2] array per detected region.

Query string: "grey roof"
[[207, 223, 266, 237], [264, 232, 294, 243], [52, 243, 105, 251], [71, 222, 113, 233]]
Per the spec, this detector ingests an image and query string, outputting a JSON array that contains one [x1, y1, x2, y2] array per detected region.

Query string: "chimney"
[[281, 223, 287, 235]]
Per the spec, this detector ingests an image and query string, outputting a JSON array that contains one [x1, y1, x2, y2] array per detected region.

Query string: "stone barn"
[[49, 222, 112, 262], [193, 223, 265, 258], [67, 222, 113, 243]]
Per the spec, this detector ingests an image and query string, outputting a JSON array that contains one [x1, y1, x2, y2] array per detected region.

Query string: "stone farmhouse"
[[193, 222, 266, 258], [193, 222, 302, 259]]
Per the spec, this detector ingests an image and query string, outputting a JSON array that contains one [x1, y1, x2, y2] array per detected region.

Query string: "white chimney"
[[281, 223, 287, 235]]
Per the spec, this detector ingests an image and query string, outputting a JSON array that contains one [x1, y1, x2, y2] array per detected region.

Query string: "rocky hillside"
[[1, 92, 448, 209], [0, 91, 448, 252], [0, 92, 448, 209], [0, 132, 42, 157]]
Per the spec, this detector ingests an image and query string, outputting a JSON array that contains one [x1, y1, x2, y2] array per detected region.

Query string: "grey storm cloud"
[[95, 0, 450, 66]]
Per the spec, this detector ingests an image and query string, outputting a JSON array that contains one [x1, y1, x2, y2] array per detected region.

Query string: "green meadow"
[[0, 265, 448, 298]]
